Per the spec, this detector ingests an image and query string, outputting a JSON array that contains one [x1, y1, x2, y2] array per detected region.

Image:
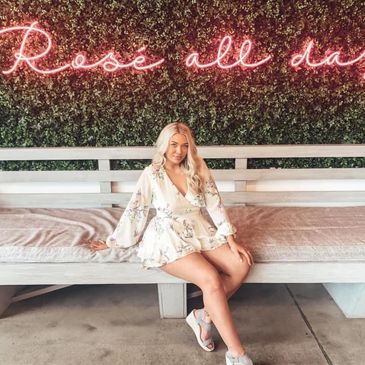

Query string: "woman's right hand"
[[87, 239, 109, 251]]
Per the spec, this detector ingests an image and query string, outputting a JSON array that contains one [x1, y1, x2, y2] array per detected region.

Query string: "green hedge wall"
[[0, 0, 364, 169]]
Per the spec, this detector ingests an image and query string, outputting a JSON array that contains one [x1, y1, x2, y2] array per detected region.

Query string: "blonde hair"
[[152, 122, 209, 194]]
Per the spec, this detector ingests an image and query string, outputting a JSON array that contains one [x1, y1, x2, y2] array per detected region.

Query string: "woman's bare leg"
[[201, 243, 252, 322], [160, 252, 246, 356]]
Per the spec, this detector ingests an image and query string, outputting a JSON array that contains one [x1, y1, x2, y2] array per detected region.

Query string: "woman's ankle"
[[227, 347, 246, 357], [200, 308, 211, 322]]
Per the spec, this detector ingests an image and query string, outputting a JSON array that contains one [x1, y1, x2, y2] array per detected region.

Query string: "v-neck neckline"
[[162, 165, 189, 198]]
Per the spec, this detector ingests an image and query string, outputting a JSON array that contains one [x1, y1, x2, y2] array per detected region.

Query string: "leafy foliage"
[[0, 0, 364, 170]]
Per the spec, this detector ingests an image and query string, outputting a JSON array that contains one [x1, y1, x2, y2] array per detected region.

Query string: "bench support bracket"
[[323, 283, 365, 318], [158, 283, 187, 318]]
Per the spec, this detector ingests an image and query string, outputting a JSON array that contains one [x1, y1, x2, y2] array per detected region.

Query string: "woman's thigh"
[[201, 243, 251, 279], [159, 252, 222, 289]]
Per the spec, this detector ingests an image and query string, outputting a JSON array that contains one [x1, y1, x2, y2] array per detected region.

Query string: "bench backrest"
[[0, 145, 364, 208]]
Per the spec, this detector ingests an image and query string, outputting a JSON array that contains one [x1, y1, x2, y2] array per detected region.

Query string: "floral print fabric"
[[106, 163, 237, 269]]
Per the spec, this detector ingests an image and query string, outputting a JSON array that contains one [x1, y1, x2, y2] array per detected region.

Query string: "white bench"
[[0, 145, 365, 319]]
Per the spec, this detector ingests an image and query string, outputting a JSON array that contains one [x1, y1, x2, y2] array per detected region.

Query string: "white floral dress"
[[106, 163, 237, 270]]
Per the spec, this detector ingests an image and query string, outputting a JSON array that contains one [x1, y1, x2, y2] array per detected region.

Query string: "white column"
[[158, 283, 187, 318], [323, 283, 365, 318]]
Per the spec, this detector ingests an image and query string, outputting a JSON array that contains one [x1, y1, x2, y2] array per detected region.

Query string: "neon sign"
[[0, 22, 165, 74], [290, 40, 365, 77], [185, 35, 271, 69], [0, 22, 363, 79]]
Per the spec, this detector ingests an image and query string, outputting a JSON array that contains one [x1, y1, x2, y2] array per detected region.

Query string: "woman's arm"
[[203, 163, 237, 238], [88, 167, 152, 251], [203, 162, 253, 265], [105, 166, 152, 248]]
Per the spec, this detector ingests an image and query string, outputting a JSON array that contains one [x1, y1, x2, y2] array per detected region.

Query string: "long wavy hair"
[[152, 122, 209, 195]]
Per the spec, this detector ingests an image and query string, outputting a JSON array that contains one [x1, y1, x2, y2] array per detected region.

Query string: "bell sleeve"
[[106, 166, 152, 248], [203, 163, 237, 239]]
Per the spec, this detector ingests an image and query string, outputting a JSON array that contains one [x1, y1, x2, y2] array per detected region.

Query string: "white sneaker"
[[225, 350, 253, 365]]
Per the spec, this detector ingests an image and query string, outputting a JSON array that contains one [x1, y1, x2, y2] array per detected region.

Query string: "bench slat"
[[1, 144, 364, 160], [0, 262, 364, 284], [1, 168, 365, 182], [1, 191, 364, 207]]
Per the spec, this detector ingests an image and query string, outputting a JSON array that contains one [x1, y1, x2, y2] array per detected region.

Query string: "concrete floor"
[[1, 283, 365, 365]]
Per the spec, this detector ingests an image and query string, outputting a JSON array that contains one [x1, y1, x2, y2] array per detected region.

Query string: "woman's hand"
[[87, 239, 109, 251], [227, 237, 253, 266]]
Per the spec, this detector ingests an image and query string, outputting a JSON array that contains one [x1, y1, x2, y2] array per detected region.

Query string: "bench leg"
[[323, 283, 365, 318], [157, 283, 187, 318], [0, 285, 19, 318]]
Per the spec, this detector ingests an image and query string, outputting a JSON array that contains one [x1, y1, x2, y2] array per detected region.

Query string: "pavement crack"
[[285, 284, 333, 365]]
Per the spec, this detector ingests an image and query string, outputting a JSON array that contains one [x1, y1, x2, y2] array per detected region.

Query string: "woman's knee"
[[199, 269, 224, 294], [201, 243, 252, 285], [229, 260, 251, 284]]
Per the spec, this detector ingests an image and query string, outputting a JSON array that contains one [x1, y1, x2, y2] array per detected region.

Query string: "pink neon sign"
[[290, 40, 365, 78], [0, 22, 165, 74], [185, 35, 271, 69], [0, 22, 364, 79]]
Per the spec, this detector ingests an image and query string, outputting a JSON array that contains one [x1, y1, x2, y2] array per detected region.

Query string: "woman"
[[90, 122, 254, 365]]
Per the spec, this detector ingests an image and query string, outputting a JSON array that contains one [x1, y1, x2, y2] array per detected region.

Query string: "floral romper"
[[106, 162, 237, 270]]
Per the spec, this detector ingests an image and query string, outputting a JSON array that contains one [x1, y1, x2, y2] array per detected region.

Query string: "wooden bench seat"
[[0, 145, 364, 318]]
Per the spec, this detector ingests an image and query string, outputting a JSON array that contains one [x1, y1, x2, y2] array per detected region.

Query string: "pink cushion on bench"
[[0, 208, 141, 263], [0, 206, 364, 263], [225, 206, 365, 262]]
